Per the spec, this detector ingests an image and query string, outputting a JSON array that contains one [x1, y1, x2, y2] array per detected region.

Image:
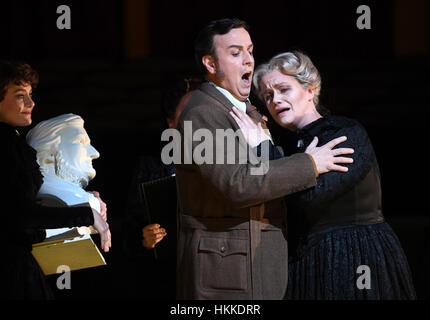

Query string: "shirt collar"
[[209, 82, 247, 113]]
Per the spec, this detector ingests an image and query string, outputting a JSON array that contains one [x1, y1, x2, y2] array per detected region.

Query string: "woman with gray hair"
[[230, 51, 416, 299]]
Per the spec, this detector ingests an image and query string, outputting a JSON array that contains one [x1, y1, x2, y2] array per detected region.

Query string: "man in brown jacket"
[[174, 18, 353, 299]]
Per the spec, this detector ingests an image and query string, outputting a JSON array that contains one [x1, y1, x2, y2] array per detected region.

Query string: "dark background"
[[1, 0, 429, 300]]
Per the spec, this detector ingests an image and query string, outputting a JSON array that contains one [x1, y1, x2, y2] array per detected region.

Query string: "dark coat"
[[283, 115, 416, 299], [0, 122, 94, 300], [174, 83, 317, 299]]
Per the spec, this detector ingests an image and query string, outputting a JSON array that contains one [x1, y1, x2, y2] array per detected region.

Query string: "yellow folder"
[[32, 194, 106, 275], [32, 233, 106, 275]]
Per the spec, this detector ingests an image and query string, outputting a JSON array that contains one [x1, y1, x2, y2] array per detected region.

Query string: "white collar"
[[210, 82, 247, 113]]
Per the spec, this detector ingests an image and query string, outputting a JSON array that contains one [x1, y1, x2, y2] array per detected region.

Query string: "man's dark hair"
[[161, 75, 202, 120], [0, 61, 39, 102], [194, 18, 249, 75]]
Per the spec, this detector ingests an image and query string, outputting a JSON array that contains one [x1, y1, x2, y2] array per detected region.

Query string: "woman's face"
[[0, 83, 35, 127], [259, 69, 315, 131]]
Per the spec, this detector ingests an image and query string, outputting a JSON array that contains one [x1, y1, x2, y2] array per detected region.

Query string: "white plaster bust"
[[26, 113, 101, 236]]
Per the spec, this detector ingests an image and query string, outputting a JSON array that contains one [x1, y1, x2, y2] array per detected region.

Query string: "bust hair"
[[194, 18, 250, 75], [0, 60, 39, 102], [26, 113, 84, 164], [253, 51, 322, 106]]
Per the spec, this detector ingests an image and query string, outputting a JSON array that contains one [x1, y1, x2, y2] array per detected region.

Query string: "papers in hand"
[[32, 193, 106, 275], [44, 226, 98, 242], [32, 228, 105, 275]]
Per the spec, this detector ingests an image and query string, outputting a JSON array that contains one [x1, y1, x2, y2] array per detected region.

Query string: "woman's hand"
[[229, 106, 269, 148], [89, 191, 107, 221], [91, 208, 111, 252], [142, 224, 167, 249]]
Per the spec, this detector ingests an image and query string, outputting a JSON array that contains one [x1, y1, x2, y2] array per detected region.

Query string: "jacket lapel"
[[199, 82, 236, 113]]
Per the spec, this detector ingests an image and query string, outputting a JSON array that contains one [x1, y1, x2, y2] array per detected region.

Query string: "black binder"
[[140, 174, 177, 260]]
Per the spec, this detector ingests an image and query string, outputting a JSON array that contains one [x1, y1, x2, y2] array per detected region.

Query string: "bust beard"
[[37, 153, 100, 237], [56, 160, 90, 188], [38, 152, 93, 188]]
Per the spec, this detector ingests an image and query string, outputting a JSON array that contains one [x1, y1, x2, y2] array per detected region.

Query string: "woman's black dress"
[[0, 122, 94, 299], [281, 115, 416, 299]]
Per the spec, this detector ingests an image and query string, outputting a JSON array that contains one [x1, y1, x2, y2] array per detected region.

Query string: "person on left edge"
[[0, 60, 111, 300]]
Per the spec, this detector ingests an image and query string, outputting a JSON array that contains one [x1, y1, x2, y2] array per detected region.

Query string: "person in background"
[[121, 75, 201, 299]]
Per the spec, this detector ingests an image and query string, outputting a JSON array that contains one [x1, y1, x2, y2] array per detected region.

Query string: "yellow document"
[[32, 233, 106, 275]]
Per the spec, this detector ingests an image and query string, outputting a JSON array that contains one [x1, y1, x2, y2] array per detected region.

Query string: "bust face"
[[56, 125, 100, 186]]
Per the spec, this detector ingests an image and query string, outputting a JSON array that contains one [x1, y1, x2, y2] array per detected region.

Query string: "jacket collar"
[[209, 82, 247, 113], [199, 82, 238, 113]]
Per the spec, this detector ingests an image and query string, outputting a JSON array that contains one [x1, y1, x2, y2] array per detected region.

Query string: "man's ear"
[[166, 118, 175, 128], [202, 55, 216, 75]]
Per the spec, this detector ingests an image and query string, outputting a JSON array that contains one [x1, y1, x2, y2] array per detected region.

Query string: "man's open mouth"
[[241, 72, 252, 85]]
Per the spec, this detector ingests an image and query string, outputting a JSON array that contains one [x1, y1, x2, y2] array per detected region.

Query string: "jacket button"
[[220, 246, 226, 253]]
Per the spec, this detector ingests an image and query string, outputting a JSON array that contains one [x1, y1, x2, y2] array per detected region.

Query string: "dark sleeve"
[[23, 202, 94, 230], [122, 183, 152, 258], [121, 158, 156, 259], [287, 121, 377, 208]]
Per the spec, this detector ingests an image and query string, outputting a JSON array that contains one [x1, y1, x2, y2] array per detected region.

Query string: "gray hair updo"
[[253, 51, 322, 106]]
